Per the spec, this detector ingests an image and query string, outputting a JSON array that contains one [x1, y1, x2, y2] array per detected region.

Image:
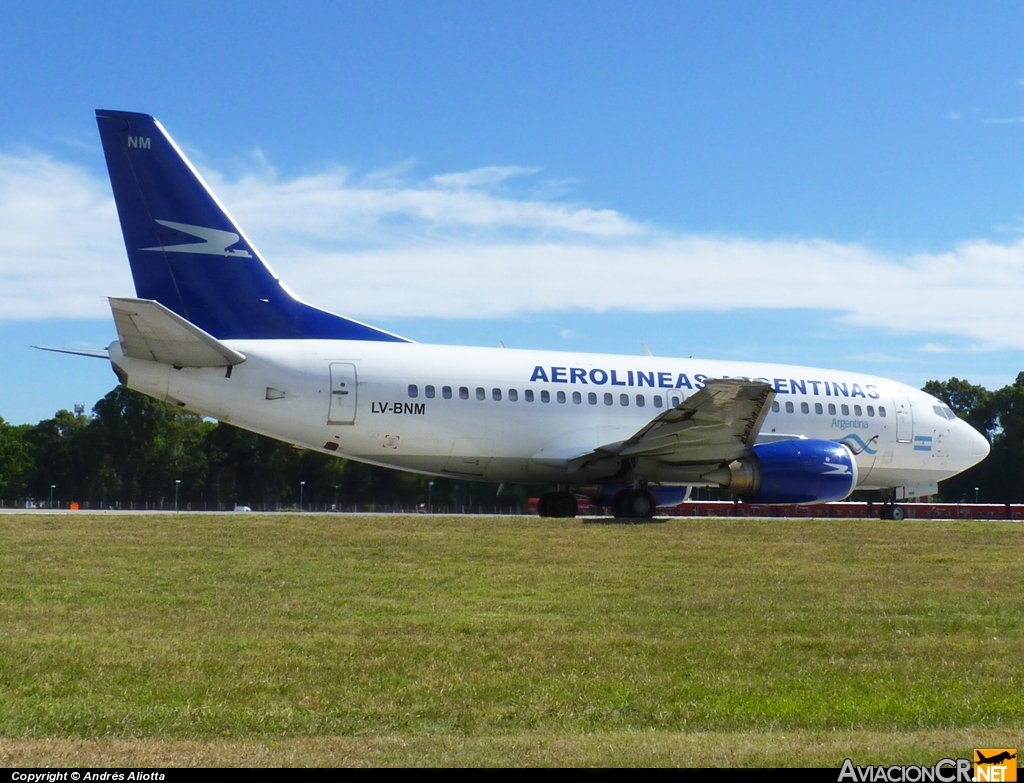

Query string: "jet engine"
[[703, 439, 858, 504]]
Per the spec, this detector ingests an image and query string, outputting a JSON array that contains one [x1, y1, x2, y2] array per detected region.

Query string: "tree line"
[[0, 385, 528, 511], [0, 375, 1020, 509], [922, 373, 1024, 503]]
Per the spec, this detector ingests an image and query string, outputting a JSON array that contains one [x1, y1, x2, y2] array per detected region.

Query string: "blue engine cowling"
[[747, 439, 858, 504]]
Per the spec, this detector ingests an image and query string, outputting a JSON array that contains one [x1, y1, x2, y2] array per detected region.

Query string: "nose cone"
[[962, 420, 990, 466]]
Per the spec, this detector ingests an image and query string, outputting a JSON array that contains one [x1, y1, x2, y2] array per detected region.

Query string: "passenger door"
[[893, 394, 913, 443]]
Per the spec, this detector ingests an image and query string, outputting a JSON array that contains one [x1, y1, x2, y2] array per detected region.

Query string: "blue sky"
[[3, 1, 1024, 423]]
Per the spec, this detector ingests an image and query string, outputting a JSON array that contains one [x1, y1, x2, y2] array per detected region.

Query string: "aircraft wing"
[[573, 378, 775, 468], [110, 297, 246, 367]]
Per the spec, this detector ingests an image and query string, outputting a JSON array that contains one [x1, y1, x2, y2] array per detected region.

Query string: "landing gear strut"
[[538, 490, 578, 518], [611, 487, 657, 519]]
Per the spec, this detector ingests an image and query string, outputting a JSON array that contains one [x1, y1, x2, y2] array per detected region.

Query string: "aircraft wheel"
[[537, 492, 554, 518], [613, 488, 656, 519], [550, 491, 578, 518], [890, 504, 905, 521], [627, 489, 657, 519]]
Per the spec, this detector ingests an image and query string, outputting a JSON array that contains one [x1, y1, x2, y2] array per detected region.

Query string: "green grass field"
[[0, 513, 1021, 766]]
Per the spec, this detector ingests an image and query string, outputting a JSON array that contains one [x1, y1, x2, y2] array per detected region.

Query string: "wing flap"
[[110, 297, 245, 367], [604, 379, 775, 465]]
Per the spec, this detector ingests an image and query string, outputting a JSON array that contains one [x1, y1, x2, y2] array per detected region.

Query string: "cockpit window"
[[934, 405, 957, 420]]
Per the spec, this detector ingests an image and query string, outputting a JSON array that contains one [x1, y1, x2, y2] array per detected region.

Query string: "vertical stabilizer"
[[96, 110, 408, 342]]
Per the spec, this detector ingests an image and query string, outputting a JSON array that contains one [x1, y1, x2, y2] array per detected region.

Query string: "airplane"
[[53, 109, 990, 520], [976, 751, 1016, 766]]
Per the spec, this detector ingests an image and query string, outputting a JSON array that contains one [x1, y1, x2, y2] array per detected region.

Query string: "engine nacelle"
[[704, 439, 858, 504]]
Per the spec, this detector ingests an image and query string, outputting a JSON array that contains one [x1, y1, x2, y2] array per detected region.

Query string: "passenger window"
[[841, 404, 850, 416], [459, 386, 469, 400], [772, 401, 780, 413], [636, 394, 645, 407], [854, 405, 862, 416], [588, 392, 597, 405], [653, 395, 663, 409], [879, 407, 886, 418], [525, 389, 534, 402], [785, 401, 794, 413], [509, 389, 518, 402], [408, 384, 418, 398], [442, 386, 452, 399], [557, 391, 566, 403], [867, 405, 874, 417], [801, 402, 809, 414], [814, 403, 823, 414], [476, 387, 485, 400], [541, 390, 550, 403], [492, 388, 501, 401], [670, 395, 681, 406], [620, 393, 629, 407], [828, 404, 836, 415], [572, 391, 582, 404], [604, 393, 613, 406], [425, 385, 435, 399]]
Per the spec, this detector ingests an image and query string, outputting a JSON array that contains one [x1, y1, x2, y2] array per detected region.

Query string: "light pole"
[[428, 480, 434, 513], [975, 487, 980, 504], [49, 484, 56, 509], [299, 480, 306, 511], [175, 479, 181, 512]]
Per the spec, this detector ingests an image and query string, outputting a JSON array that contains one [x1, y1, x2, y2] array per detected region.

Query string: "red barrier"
[[525, 498, 1023, 520]]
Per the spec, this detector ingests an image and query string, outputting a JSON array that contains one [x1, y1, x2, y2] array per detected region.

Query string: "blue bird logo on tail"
[[142, 220, 253, 258]]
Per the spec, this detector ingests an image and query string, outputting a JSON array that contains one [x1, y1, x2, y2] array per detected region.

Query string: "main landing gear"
[[536, 485, 658, 520], [538, 490, 578, 518], [611, 487, 657, 520], [880, 502, 905, 521]]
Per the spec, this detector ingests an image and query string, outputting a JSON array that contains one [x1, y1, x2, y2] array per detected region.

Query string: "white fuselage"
[[109, 339, 990, 497]]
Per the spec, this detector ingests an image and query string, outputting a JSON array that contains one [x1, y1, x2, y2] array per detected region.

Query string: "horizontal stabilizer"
[[32, 345, 109, 359], [110, 297, 245, 367]]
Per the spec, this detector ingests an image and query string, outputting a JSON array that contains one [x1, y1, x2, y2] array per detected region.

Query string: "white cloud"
[[431, 165, 539, 189], [847, 352, 909, 363], [0, 153, 129, 319], [3, 150, 1024, 351]]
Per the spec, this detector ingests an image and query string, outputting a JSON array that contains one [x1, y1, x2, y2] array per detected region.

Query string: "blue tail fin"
[[96, 110, 408, 342]]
